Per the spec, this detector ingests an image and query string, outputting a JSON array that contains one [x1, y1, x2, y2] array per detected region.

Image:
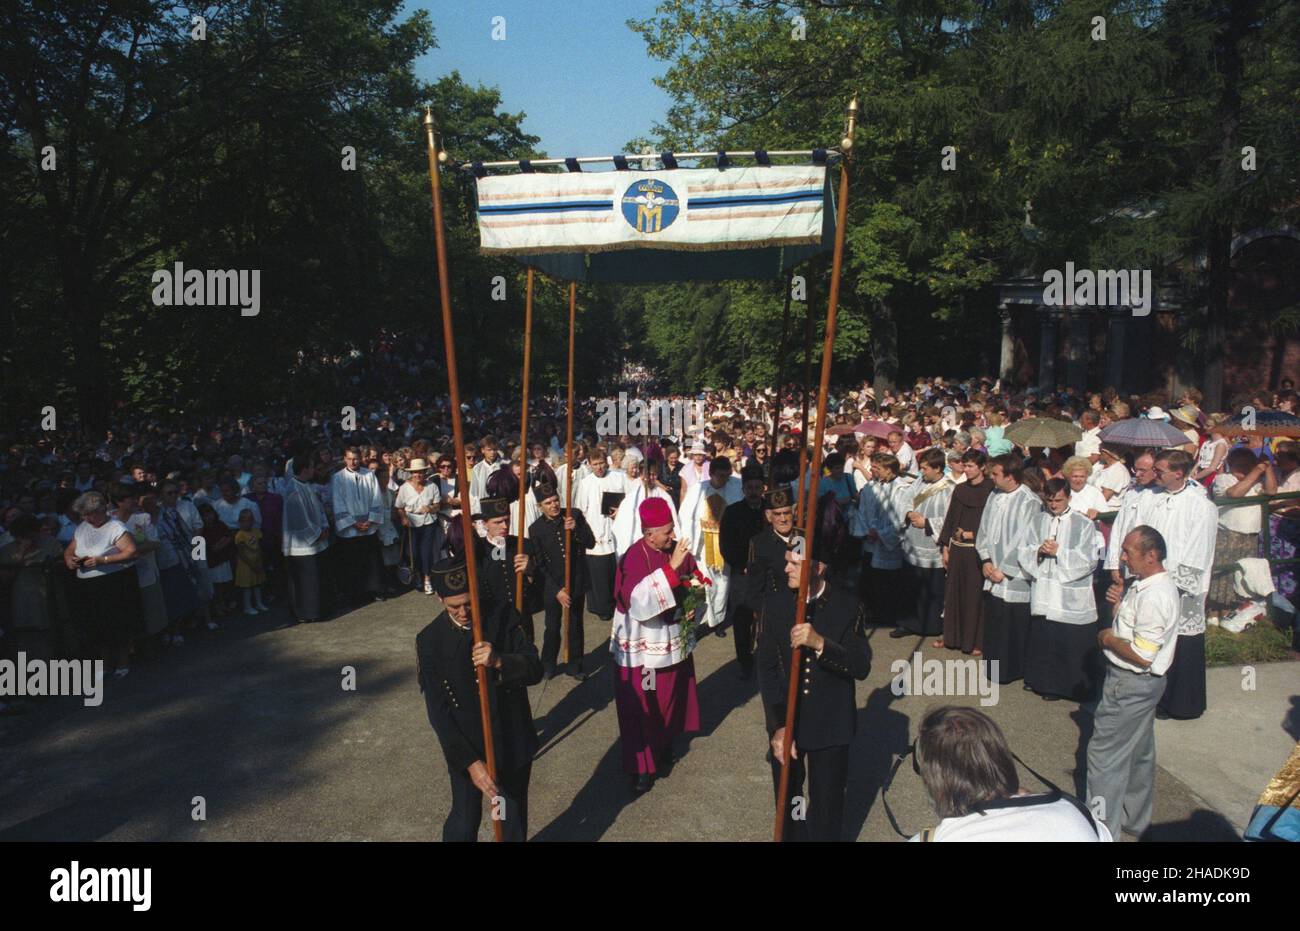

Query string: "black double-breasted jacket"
[[416, 602, 542, 775], [757, 578, 871, 751], [528, 511, 596, 598]]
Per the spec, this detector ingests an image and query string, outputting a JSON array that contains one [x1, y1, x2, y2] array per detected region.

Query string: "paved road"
[[0, 589, 1256, 841]]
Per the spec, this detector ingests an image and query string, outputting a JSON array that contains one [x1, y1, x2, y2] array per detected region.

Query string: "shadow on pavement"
[[1140, 809, 1240, 841], [0, 601, 410, 840]]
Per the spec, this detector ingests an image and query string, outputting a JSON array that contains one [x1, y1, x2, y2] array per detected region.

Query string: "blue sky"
[[411, 0, 675, 159]]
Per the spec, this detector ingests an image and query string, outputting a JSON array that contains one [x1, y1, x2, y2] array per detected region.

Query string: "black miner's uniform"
[[529, 510, 596, 667], [416, 602, 542, 841], [719, 498, 766, 672], [758, 574, 871, 842], [474, 533, 542, 642], [745, 527, 802, 626]]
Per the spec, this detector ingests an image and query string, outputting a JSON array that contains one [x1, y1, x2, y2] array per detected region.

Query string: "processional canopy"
[[468, 156, 836, 282]]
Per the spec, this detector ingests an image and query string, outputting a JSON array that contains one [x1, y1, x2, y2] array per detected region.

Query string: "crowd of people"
[[4, 363, 1298, 841]]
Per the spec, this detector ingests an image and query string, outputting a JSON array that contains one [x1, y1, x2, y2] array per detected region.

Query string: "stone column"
[[1105, 306, 1129, 391], [1066, 311, 1090, 394], [998, 306, 1015, 384], [1038, 307, 1057, 391]]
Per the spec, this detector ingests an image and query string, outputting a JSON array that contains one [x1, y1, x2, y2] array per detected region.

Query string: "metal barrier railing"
[[1096, 488, 1300, 589]]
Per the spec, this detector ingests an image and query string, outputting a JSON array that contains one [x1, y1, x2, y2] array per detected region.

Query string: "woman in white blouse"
[[63, 491, 139, 677], [1018, 478, 1103, 702], [395, 458, 440, 594], [1063, 456, 1106, 519]]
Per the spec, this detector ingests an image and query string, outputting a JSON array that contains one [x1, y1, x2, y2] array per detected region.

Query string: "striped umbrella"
[[1099, 417, 1191, 447], [1004, 417, 1082, 449], [1219, 410, 1300, 438]]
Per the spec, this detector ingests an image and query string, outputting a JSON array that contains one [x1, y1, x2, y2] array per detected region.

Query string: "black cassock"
[[720, 499, 767, 668], [528, 511, 597, 667], [416, 602, 542, 841], [758, 575, 871, 842]]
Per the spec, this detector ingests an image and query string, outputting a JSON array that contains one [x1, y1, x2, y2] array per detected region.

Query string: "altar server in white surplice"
[[1102, 451, 1158, 585], [577, 447, 627, 621], [1123, 449, 1216, 720], [974, 454, 1042, 684], [329, 447, 384, 603], [862, 453, 909, 629], [469, 436, 506, 507], [894, 447, 954, 638], [1019, 478, 1103, 702], [678, 456, 743, 630], [611, 469, 681, 558]]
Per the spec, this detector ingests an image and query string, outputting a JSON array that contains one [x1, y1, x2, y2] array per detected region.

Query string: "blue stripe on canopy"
[[687, 190, 823, 208]]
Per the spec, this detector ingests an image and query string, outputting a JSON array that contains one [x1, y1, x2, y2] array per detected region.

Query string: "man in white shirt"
[[1087, 525, 1181, 841], [886, 430, 917, 476], [330, 447, 386, 605], [1074, 410, 1102, 463]]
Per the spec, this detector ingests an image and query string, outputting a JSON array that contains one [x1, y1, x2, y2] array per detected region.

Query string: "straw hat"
[[1170, 405, 1202, 427], [407, 458, 431, 473]]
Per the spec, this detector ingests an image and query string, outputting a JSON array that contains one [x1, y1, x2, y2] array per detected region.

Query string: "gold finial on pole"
[[422, 106, 434, 128], [841, 95, 859, 152]]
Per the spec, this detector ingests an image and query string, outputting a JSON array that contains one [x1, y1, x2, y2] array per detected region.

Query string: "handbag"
[[397, 526, 416, 586]]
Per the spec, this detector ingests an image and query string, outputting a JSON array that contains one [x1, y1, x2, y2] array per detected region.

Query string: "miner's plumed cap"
[[763, 486, 794, 511], [432, 558, 469, 598]]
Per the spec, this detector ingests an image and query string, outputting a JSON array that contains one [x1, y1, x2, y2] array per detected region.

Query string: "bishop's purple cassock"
[[609, 497, 701, 776]]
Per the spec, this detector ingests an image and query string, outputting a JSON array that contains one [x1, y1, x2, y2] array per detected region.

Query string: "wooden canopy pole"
[[774, 96, 858, 843], [423, 108, 503, 842], [562, 281, 577, 663], [515, 268, 535, 613], [794, 268, 815, 525]]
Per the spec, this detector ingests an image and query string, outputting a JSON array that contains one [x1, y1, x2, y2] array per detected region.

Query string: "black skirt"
[[585, 553, 616, 619], [1158, 632, 1206, 719], [982, 595, 1031, 684], [73, 569, 141, 652], [899, 564, 945, 635], [287, 552, 323, 621], [1024, 614, 1101, 701]]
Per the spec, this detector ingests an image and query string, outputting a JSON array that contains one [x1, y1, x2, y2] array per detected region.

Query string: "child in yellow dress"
[[234, 509, 268, 616]]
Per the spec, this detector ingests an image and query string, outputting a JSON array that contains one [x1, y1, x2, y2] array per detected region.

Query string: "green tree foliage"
[[0, 0, 570, 433], [628, 0, 1298, 404]]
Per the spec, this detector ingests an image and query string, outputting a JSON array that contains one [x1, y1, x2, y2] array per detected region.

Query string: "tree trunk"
[[871, 297, 898, 396], [1202, 0, 1256, 412], [67, 283, 109, 436]]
